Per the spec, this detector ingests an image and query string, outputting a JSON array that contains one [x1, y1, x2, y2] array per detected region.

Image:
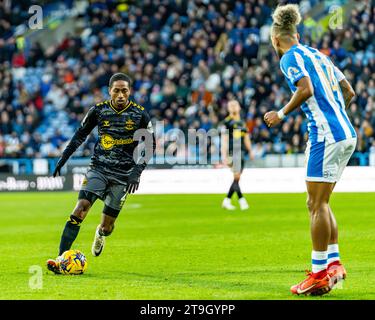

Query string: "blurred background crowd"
[[0, 0, 374, 165]]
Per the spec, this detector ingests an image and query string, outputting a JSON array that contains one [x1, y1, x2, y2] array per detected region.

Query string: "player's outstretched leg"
[[58, 214, 84, 256], [47, 199, 91, 274], [92, 211, 117, 257]]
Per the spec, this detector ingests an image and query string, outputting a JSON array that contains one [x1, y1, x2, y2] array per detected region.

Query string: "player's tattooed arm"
[[339, 79, 356, 109], [53, 106, 98, 177]]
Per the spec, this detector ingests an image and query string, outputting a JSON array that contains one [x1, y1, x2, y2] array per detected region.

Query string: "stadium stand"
[[0, 0, 374, 167]]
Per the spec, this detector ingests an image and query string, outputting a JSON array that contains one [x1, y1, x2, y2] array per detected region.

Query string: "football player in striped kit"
[[264, 4, 357, 296]]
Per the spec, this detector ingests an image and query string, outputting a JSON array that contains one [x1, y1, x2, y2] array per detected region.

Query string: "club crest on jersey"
[[287, 67, 303, 79], [125, 119, 135, 131], [103, 120, 110, 127]]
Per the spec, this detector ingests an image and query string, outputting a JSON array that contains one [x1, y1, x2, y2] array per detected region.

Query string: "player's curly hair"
[[109, 73, 132, 88], [271, 4, 301, 37]]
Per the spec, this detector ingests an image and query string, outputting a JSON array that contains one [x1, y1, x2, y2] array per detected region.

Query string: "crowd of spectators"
[[0, 0, 374, 165]]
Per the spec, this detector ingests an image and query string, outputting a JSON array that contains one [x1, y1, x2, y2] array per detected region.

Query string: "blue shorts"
[[305, 138, 357, 183]]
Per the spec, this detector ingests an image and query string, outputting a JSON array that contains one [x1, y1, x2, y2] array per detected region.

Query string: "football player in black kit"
[[221, 100, 254, 211], [47, 73, 155, 274]]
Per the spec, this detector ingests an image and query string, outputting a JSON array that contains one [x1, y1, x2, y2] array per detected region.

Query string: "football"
[[58, 250, 88, 275]]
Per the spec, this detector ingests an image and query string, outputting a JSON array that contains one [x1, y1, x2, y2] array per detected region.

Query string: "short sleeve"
[[333, 65, 345, 82], [280, 51, 309, 85]]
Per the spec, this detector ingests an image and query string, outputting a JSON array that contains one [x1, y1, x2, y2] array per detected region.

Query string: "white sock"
[[327, 244, 340, 265], [312, 250, 328, 273]]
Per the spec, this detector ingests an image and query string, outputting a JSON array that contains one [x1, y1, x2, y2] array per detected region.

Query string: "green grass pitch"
[[0, 192, 374, 300]]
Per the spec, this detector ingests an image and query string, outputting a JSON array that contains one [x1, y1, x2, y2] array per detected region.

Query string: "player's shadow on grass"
[[71, 271, 345, 299], [91, 270, 287, 295]]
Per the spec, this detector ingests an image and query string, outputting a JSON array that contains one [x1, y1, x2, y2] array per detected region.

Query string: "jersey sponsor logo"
[[100, 134, 134, 150], [125, 119, 135, 131]]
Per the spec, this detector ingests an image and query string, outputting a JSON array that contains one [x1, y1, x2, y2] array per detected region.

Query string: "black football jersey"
[[61, 99, 155, 180], [223, 116, 248, 155]]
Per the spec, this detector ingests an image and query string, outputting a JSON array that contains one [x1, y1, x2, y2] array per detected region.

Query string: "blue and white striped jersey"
[[280, 44, 356, 144]]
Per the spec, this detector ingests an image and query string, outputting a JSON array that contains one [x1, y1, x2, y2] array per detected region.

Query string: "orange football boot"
[[291, 270, 332, 296], [327, 261, 346, 286]]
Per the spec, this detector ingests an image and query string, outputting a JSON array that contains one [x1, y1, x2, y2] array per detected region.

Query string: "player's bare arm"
[[221, 132, 229, 166], [264, 76, 313, 127], [339, 78, 356, 109], [244, 133, 254, 160]]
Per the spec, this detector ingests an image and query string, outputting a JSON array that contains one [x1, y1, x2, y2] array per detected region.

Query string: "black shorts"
[[79, 168, 128, 212]]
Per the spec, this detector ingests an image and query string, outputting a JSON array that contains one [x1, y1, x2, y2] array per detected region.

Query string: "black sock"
[[227, 181, 236, 198], [59, 215, 82, 256], [233, 180, 243, 199]]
